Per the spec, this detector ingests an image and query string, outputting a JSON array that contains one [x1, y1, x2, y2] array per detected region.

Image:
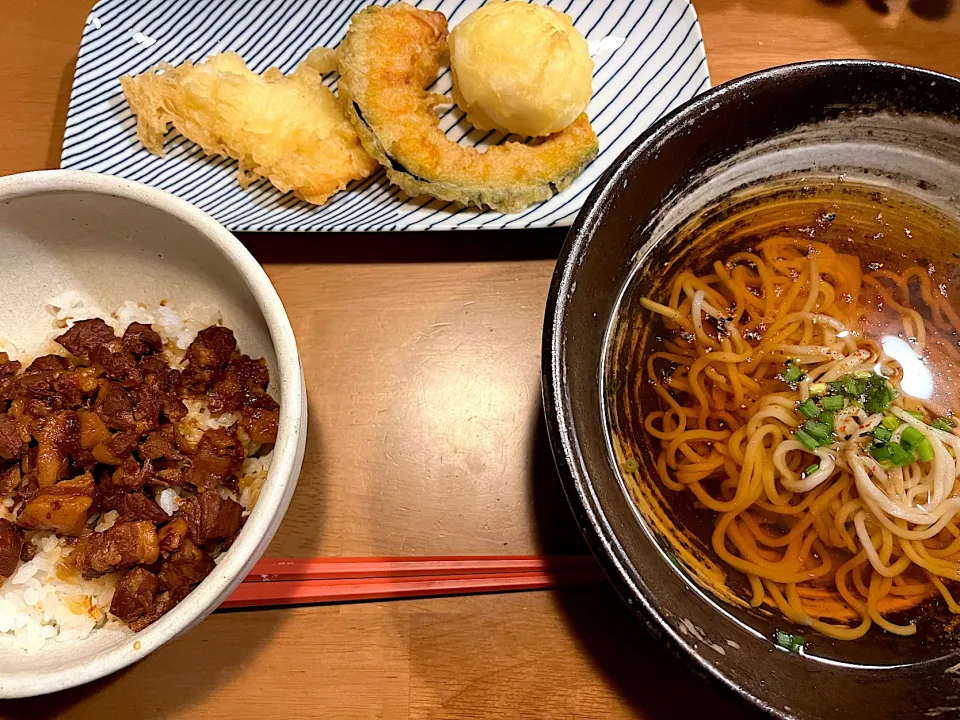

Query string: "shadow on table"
[[714, 0, 954, 23], [0, 605, 284, 720], [257, 400, 332, 558], [527, 401, 766, 720], [239, 228, 567, 265], [836, 0, 953, 20], [904, 0, 955, 18], [704, 0, 955, 58], [47, 56, 77, 171], [817, 0, 953, 21]]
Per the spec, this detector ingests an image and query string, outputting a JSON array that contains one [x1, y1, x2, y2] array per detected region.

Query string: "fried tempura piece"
[[337, 3, 599, 213], [120, 49, 378, 205]]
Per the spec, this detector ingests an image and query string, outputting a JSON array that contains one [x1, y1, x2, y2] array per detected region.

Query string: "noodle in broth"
[[641, 235, 960, 640]]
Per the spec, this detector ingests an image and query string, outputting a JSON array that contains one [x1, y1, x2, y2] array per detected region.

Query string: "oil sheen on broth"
[[607, 177, 960, 642]]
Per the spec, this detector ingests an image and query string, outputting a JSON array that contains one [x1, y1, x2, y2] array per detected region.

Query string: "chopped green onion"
[[864, 390, 894, 414], [804, 463, 820, 476], [854, 370, 874, 379], [872, 426, 892, 444], [888, 442, 916, 466], [804, 420, 832, 443], [820, 410, 836, 429], [893, 446, 916, 466], [623, 457, 639, 473], [871, 442, 915, 466], [821, 395, 845, 411], [917, 438, 935, 462], [882, 415, 901, 431], [844, 378, 859, 395], [794, 429, 819, 450], [906, 410, 925, 421], [808, 382, 829, 397], [663, 550, 682, 571], [774, 630, 806, 653], [829, 381, 846, 395], [797, 399, 821, 419], [901, 426, 926, 450], [931, 417, 956, 432], [870, 444, 893, 463], [862, 376, 895, 414], [782, 362, 803, 384]]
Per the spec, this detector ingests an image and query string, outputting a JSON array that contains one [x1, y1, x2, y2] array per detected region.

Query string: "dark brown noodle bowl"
[[606, 177, 960, 645]]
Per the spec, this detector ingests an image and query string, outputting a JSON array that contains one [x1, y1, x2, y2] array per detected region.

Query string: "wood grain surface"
[[1, 0, 960, 717]]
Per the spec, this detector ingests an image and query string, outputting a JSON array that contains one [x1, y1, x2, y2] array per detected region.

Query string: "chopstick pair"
[[221, 555, 606, 609]]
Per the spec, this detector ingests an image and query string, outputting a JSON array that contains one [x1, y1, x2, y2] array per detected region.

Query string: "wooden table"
[[2, 1, 960, 717]]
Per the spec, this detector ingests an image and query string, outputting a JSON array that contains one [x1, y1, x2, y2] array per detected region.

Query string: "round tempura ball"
[[449, 1, 593, 138]]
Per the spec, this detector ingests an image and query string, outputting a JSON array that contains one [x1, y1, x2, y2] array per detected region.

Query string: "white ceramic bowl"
[[0, 170, 306, 697]]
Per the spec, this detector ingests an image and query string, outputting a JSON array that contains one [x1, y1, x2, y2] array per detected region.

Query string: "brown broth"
[[605, 176, 960, 631]]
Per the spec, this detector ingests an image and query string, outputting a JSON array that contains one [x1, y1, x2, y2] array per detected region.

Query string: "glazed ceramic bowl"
[[543, 60, 960, 719], [0, 170, 306, 697]]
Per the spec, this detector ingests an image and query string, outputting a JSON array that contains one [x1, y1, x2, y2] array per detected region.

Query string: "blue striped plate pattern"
[[62, 0, 709, 232]]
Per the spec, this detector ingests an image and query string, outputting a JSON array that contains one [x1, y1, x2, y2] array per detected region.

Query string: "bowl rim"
[[542, 58, 960, 719], [0, 169, 305, 698]]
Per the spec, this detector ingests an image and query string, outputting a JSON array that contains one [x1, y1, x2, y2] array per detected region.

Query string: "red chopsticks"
[[221, 555, 605, 609], [245, 555, 600, 582]]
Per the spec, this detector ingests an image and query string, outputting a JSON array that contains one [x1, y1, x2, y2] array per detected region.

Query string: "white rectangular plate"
[[61, 0, 710, 232]]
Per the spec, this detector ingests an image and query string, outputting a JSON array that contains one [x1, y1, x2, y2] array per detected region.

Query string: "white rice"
[[157, 488, 179, 516], [0, 534, 117, 653], [47, 292, 222, 352], [0, 297, 273, 652], [0, 338, 25, 363], [238, 455, 271, 512], [177, 397, 240, 448]]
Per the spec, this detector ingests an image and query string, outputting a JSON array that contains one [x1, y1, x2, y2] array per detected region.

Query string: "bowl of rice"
[[0, 169, 306, 697]]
